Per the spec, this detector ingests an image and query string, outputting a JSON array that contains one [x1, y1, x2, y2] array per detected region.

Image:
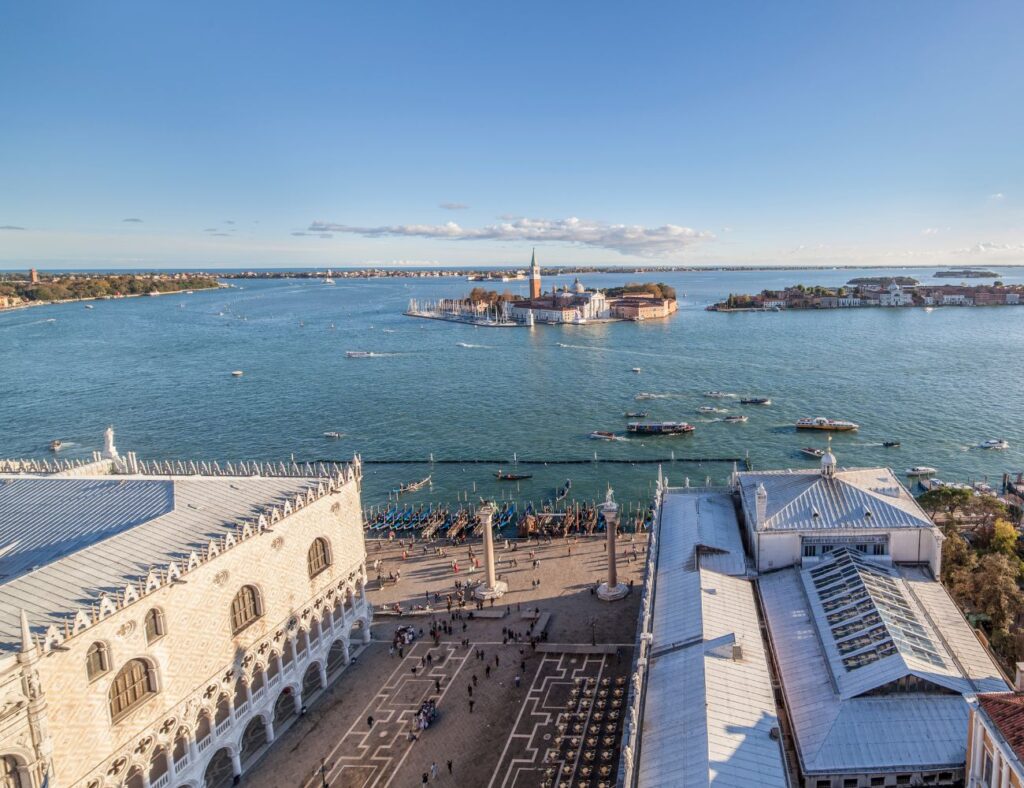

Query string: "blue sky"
[[1, 1, 1023, 268]]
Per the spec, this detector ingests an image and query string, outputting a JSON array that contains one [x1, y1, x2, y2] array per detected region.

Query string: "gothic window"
[[86, 641, 110, 680], [144, 608, 166, 644], [307, 538, 331, 578], [109, 659, 157, 721], [0, 757, 22, 788], [230, 585, 262, 633]]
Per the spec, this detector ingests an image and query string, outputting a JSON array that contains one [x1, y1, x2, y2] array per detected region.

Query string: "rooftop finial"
[[19, 610, 34, 654]]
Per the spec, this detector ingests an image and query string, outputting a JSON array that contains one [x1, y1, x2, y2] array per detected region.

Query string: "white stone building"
[[879, 282, 914, 306], [0, 437, 372, 788]]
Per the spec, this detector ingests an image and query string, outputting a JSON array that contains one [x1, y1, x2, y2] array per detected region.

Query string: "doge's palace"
[[0, 430, 373, 788]]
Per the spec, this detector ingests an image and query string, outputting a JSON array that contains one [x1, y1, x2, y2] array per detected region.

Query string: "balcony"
[[215, 717, 231, 737], [151, 772, 170, 788], [234, 700, 250, 718], [196, 735, 213, 754], [252, 686, 266, 703]]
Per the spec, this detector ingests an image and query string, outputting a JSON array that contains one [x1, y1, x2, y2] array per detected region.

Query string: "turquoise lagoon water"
[[2, 267, 1023, 509]]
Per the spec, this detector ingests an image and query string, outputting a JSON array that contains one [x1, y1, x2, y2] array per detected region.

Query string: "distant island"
[[0, 271, 221, 310], [847, 275, 919, 287], [405, 253, 678, 326], [709, 279, 1021, 311], [934, 269, 1000, 278]]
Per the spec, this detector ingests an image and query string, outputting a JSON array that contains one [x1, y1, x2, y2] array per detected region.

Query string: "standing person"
[[422, 773, 428, 785], [430, 762, 438, 780], [367, 715, 374, 728], [447, 759, 453, 775], [515, 674, 521, 688], [469, 699, 475, 713], [435, 678, 441, 693]]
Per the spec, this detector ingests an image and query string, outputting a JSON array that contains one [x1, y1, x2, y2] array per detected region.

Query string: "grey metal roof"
[[759, 564, 1007, 774], [0, 474, 325, 652], [639, 490, 787, 787], [738, 467, 933, 532]]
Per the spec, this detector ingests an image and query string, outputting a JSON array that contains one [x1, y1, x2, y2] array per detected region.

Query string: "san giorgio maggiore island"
[[405, 250, 678, 326]]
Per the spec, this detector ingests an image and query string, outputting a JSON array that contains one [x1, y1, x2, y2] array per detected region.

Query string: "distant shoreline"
[[0, 283, 221, 313]]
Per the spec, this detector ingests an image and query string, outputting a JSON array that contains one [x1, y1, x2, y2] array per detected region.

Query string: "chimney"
[[755, 483, 768, 527], [1015, 662, 1024, 692]]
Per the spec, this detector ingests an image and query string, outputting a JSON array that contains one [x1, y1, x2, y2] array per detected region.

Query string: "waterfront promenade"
[[246, 532, 647, 787]]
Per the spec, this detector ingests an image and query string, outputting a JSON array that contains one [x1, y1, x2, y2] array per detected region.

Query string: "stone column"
[[265, 718, 276, 743], [474, 503, 507, 600], [230, 749, 242, 782], [597, 487, 628, 601]]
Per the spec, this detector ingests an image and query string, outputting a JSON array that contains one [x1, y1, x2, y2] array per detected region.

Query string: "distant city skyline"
[[2, 2, 1023, 269]]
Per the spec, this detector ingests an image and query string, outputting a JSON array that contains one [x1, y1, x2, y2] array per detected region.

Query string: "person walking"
[[430, 762, 438, 780], [447, 759, 453, 775], [367, 715, 374, 728], [467, 684, 473, 697], [421, 772, 428, 785], [435, 678, 441, 693], [515, 674, 521, 688], [469, 699, 475, 713]]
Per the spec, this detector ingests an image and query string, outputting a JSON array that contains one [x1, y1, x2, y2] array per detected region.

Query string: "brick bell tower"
[[529, 248, 542, 300]]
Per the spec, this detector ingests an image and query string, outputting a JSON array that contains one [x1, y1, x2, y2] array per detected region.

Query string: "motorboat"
[[801, 447, 825, 458], [631, 367, 642, 373], [231, 370, 244, 377], [882, 441, 901, 448], [723, 415, 748, 423], [795, 417, 858, 431], [323, 277, 335, 284], [623, 411, 649, 418], [980, 439, 1010, 450], [740, 397, 772, 405], [635, 392, 658, 400], [627, 421, 695, 435], [697, 406, 727, 414], [555, 479, 572, 501], [323, 431, 345, 439], [495, 470, 533, 481], [906, 466, 938, 477], [84, 304, 94, 309], [49, 440, 62, 452], [704, 391, 734, 398], [589, 431, 627, 441], [345, 351, 378, 358]]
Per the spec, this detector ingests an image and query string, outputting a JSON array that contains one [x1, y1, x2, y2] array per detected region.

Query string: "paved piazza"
[[246, 531, 647, 787]]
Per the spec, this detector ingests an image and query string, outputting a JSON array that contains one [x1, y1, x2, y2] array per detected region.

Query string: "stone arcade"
[[0, 433, 373, 788]]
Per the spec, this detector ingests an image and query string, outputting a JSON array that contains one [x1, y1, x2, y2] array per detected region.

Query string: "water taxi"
[[906, 466, 938, 477], [801, 447, 825, 458], [723, 415, 748, 423], [345, 351, 377, 358], [795, 417, 858, 431], [589, 431, 627, 441], [635, 392, 658, 400], [980, 439, 1010, 450], [697, 406, 727, 414], [631, 367, 642, 373], [623, 411, 649, 418], [703, 391, 734, 398], [495, 470, 532, 481], [231, 370, 244, 377], [740, 397, 772, 405], [323, 431, 345, 439], [49, 440, 62, 452], [627, 421, 695, 435]]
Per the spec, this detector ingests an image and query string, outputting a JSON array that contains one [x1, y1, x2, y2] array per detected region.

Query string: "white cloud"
[[989, 192, 1006, 201], [308, 216, 714, 258], [439, 202, 469, 211], [921, 227, 940, 235]]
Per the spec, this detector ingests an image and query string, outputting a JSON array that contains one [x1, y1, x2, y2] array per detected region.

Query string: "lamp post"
[[597, 486, 628, 601], [474, 502, 508, 600]]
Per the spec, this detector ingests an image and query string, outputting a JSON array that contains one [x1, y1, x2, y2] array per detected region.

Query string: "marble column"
[[473, 502, 507, 600], [597, 487, 628, 601]]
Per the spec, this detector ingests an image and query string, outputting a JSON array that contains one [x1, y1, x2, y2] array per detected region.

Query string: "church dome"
[[573, 277, 585, 293]]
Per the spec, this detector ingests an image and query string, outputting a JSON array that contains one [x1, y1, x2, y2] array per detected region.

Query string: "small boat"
[[795, 417, 858, 431], [495, 470, 533, 481], [323, 277, 335, 285], [589, 431, 617, 440], [84, 304, 94, 309], [924, 306, 934, 313], [741, 397, 772, 405], [398, 475, 431, 494], [49, 440, 62, 452], [801, 447, 825, 458], [635, 392, 658, 400], [882, 441, 900, 448], [323, 431, 345, 439], [723, 415, 748, 423], [555, 479, 572, 501], [627, 421, 695, 435], [697, 406, 727, 414], [980, 439, 1010, 450], [345, 351, 377, 358], [906, 466, 938, 477], [631, 367, 642, 373], [623, 411, 649, 418], [703, 391, 733, 398], [231, 370, 244, 377]]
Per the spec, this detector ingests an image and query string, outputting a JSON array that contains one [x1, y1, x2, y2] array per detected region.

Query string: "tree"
[[917, 487, 972, 520], [968, 553, 1024, 632], [991, 519, 1020, 558], [940, 526, 976, 604]]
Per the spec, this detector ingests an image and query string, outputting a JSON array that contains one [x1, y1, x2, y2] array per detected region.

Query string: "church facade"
[[0, 433, 372, 788]]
